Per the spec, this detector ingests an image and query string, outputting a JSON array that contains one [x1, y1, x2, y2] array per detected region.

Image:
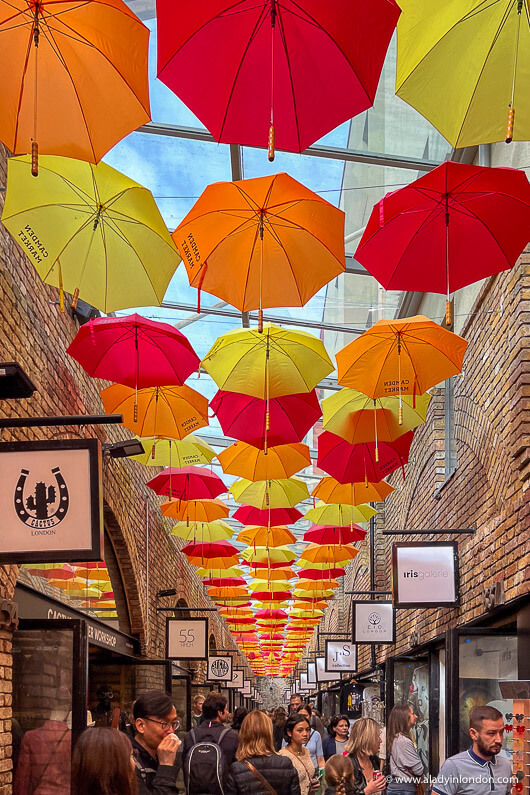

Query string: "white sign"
[[208, 655, 233, 682], [0, 440, 103, 561], [316, 656, 338, 683], [300, 673, 311, 692], [353, 602, 394, 645], [227, 669, 244, 689], [240, 680, 252, 696], [167, 618, 208, 659], [325, 641, 357, 672], [393, 543, 458, 607], [307, 661, 317, 685]]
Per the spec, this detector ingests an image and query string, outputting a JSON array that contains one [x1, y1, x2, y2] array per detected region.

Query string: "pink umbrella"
[[147, 467, 226, 500]]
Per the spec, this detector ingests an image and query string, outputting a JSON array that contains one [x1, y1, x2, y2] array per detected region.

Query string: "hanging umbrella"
[[297, 559, 348, 572], [157, 0, 399, 157], [47, 579, 101, 598], [296, 578, 339, 590], [161, 498, 229, 523], [211, 390, 322, 449], [251, 591, 292, 601], [22, 562, 75, 579], [395, 0, 530, 147], [255, 609, 289, 620], [0, 0, 150, 170], [293, 587, 335, 599], [170, 520, 233, 542], [297, 567, 346, 579], [207, 586, 249, 599], [249, 580, 293, 593], [2, 156, 179, 311], [73, 563, 109, 581], [147, 467, 226, 501], [317, 432, 412, 485], [237, 526, 297, 547], [196, 566, 244, 578], [305, 502, 377, 524], [173, 173, 344, 323], [233, 505, 303, 526], [247, 567, 296, 581], [182, 539, 239, 557], [355, 162, 530, 323], [300, 543, 359, 564], [67, 314, 199, 388], [131, 435, 216, 468], [203, 576, 247, 588], [336, 315, 468, 413], [219, 442, 310, 481], [230, 477, 309, 509], [312, 475, 394, 504], [303, 525, 366, 544], [184, 554, 240, 570], [240, 546, 296, 564], [101, 385, 208, 439]]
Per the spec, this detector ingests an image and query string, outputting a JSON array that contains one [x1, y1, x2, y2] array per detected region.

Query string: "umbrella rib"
[[40, 211, 98, 281], [263, 221, 304, 304], [275, 5, 302, 151], [12, 22, 35, 153]]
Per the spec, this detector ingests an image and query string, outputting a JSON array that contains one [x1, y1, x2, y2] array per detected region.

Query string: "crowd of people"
[[68, 690, 512, 795]]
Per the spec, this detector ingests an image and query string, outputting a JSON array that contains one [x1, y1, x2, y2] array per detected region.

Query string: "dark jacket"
[[182, 720, 240, 767], [349, 754, 381, 795], [323, 735, 337, 761], [324, 786, 356, 795], [132, 736, 179, 794], [227, 754, 301, 795], [273, 724, 285, 752]]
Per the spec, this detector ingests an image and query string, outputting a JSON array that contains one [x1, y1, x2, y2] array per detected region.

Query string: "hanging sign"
[[167, 618, 208, 660], [240, 680, 252, 696], [227, 669, 244, 689], [352, 601, 394, 645], [0, 439, 103, 563], [207, 655, 233, 682], [299, 672, 311, 692], [316, 656, 338, 683], [325, 640, 357, 673], [307, 661, 317, 685], [392, 542, 459, 608]]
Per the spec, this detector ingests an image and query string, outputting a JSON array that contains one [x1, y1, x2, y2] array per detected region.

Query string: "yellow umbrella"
[[73, 565, 109, 581], [296, 559, 348, 571], [248, 580, 292, 592], [305, 501, 377, 524], [161, 498, 229, 523], [1, 155, 180, 312], [237, 526, 297, 547], [230, 477, 309, 509], [312, 478, 393, 505], [218, 441, 310, 480], [300, 543, 359, 564], [196, 566, 244, 578], [131, 435, 216, 467], [395, 0, 530, 147], [170, 520, 233, 542], [240, 546, 297, 564]]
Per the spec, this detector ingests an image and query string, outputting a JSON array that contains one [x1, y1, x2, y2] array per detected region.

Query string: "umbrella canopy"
[[22, 562, 75, 579], [132, 436, 216, 468], [170, 520, 233, 542], [219, 442, 310, 481], [233, 505, 303, 526], [173, 173, 344, 319], [296, 559, 347, 572], [157, 0, 399, 154], [251, 591, 292, 601], [147, 467, 226, 500], [248, 580, 292, 593], [297, 567, 346, 580], [211, 390, 321, 449], [74, 563, 109, 581], [246, 567, 296, 581], [230, 477, 309, 509], [185, 554, 239, 570], [101, 385, 208, 440], [355, 162, 530, 321], [323, 389, 431, 444], [196, 566, 244, 578], [296, 578, 339, 590], [336, 315, 468, 401], [395, 0, 530, 147], [240, 547, 296, 564], [0, 0, 150, 165], [300, 543, 359, 564], [317, 431, 413, 485], [303, 525, 366, 545], [182, 540, 239, 558], [305, 502, 377, 524], [203, 325, 333, 399], [207, 586, 249, 599], [161, 498, 229, 523], [237, 526, 297, 547], [255, 609, 289, 619], [66, 314, 199, 388], [312, 475, 394, 504], [2, 156, 178, 312], [203, 576, 246, 587]]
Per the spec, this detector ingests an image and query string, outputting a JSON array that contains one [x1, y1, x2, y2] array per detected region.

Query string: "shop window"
[[393, 659, 429, 771]]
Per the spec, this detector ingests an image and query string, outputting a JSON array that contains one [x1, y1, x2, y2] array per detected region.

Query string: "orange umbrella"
[[312, 477, 393, 505], [218, 441, 310, 480], [173, 172, 345, 327], [296, 579, 340, 590], [0, 0, 150, 174], [161, 498, 229, 523], [186, 555, 240, 570], [207, 587, 249, 599], [237, 526, 296, 547], [100, 384, 208, 439], [336, 315, 468, 418], [300, 543, 359, 564]]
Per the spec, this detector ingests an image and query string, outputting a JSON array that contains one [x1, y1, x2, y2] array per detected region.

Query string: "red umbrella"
[[251, 591, 292, 601], [181, 540, 239, 558], [297, 568, 346, 580], [67, 314, 199, 389], [202, 576, 247, 587], [147, 466, 226, 500], [157, 0, 399, 158], [255, 609, 288, 619], [210, 390, 321, 448], [317, 430, 413, 483], [232, 505, 303, 526], [304, 525, 366, 544], [247, 560, 295, 570], [355, 161, 530, 324]]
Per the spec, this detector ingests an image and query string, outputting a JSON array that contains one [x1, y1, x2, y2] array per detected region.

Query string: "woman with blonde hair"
[[324, 754, 355, 795], [229, 710, 301, 795], [344, 718, 386, 795]]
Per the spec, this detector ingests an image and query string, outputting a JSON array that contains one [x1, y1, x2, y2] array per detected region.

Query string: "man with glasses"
[[132, 691, 182, 794]]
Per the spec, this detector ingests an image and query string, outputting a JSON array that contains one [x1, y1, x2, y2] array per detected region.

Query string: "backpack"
[[186, 725, 231, 795]]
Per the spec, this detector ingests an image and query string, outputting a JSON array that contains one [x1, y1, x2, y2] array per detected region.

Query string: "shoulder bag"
[[242, 759, 278, 795]]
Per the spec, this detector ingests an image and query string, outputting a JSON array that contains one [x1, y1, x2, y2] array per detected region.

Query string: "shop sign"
[[307, 661, 317, 685], [325, 640, 357, 673], [352, 601, 394, 645], [299, 672, 311, 692], [392, 542, 459, 608], [0, 439, 103, 563], [226, 669, 244, 688], [167, 617, 208, 660], [239, 680, 252, 696], [207, 655, 233, 682], [316, 656, 339, 683]]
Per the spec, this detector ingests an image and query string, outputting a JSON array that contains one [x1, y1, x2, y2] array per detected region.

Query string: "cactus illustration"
[[26, 481, 56, 520]]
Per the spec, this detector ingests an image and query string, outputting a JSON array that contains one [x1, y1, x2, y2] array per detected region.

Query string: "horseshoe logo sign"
[[14, 467, 69, 529]]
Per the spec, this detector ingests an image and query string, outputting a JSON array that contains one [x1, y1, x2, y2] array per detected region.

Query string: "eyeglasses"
[[144, 717, 180, 731]]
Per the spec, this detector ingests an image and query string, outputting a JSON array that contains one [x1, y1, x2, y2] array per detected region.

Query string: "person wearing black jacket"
[[182, 692, 240, 788], [132, 691, 181, 794], [227, 710, 301, 795]]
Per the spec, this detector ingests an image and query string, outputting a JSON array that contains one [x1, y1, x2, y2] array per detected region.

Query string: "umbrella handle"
[[446, 300, 452, 326], [31, 141, 39, 177], [506, 107, 515, 144], [268, 124, 275, 162]]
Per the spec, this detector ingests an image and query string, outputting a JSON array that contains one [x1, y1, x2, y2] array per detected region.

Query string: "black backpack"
[[185, 725, 231, 795]]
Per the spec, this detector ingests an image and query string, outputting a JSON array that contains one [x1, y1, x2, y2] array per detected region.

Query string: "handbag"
[[242, 759, 278, 795]]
